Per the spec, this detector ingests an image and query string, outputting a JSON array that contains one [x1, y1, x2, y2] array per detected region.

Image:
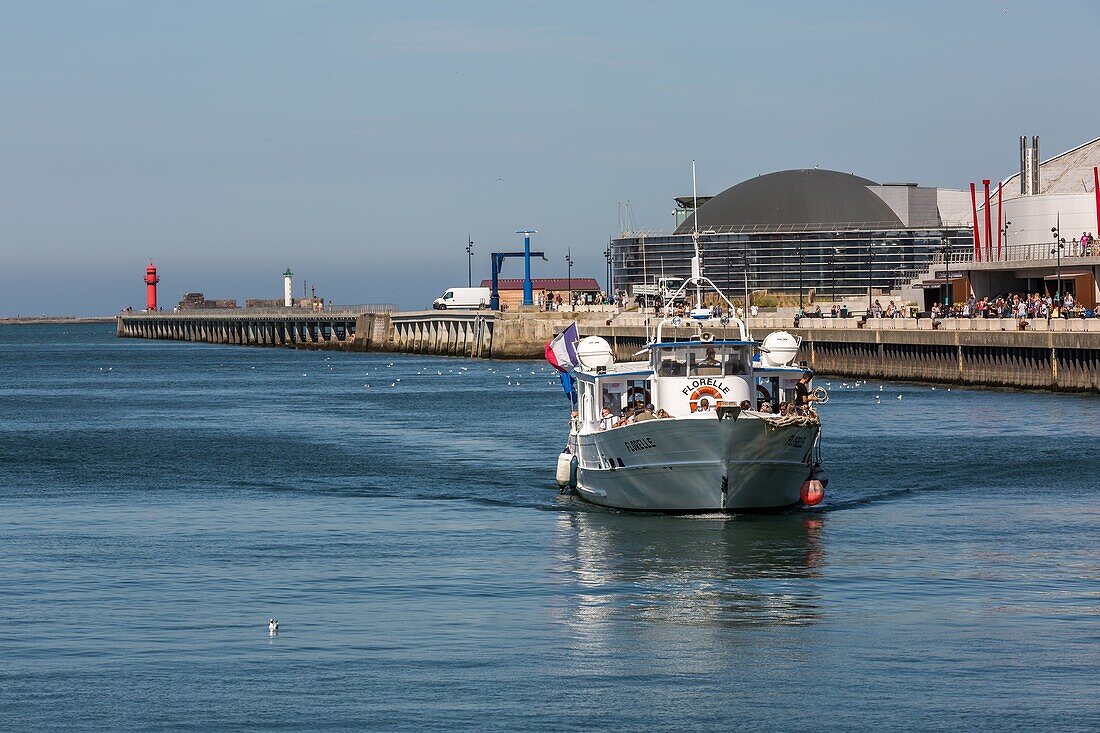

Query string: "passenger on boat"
[[656, 409, 672, 419], [778, 402, 790, 416], [599, 407, 615, 431], [570, 410, 580, 433], [794, 371, 820, 411], [613, 408, 636, 428], [699, 347, 721, 368], [758, 400, 772, 413], [739, 400, 751, 410], [634, 404, 657, 422]]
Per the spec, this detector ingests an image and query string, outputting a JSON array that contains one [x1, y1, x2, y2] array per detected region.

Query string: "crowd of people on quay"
[[536, 290, 629, 311], [930, 292, 1095, 319]]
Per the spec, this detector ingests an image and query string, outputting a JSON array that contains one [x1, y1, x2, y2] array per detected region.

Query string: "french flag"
[[545, 322, 580, 372]]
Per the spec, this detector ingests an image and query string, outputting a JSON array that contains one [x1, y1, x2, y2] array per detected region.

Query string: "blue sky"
[[2, 1, 1098, 315]]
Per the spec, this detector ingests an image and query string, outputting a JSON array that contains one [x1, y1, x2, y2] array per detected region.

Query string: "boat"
[[551, 176, 828, 511]]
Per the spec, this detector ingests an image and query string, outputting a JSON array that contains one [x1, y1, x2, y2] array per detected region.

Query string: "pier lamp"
[[796, 243, 805, 311], [830, 247, 842, 308], [466, 237, 474, 287], [1000, 221, 1011, 258], [740, 243, 751, 318], [939, 236, 952, 307], [565, 249, 575, 309], [603, 242, 612, 295], [1051, 216, 1065, 302], [867, 241, 877, 315]]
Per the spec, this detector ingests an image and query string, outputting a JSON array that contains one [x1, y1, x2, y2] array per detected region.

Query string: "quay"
[[116, 308, 1100, 392]]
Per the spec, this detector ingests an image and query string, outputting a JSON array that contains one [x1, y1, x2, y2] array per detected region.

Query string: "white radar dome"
[[576, 336, 615, 370], [760, 331, 801, 367]]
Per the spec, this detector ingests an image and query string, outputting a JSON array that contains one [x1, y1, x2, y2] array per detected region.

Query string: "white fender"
[[556, 452, 574, 487]]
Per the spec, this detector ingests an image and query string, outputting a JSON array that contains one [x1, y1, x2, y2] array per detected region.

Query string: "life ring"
[[700, 331, 715, 343], [689, 385, 723, 412]]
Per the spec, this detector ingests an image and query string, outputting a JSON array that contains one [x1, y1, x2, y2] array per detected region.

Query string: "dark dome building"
[[675, 169, 903, 233], [611, 168, 974, 307]]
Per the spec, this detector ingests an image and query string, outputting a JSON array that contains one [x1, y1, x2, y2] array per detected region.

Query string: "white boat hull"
[[569, 414, 818, 512]]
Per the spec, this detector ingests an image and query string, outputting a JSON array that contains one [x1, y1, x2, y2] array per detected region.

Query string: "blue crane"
[[490, 249, 546, 310]]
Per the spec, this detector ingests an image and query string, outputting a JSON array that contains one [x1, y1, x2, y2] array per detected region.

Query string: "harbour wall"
[[116, 311, 1100, 391]]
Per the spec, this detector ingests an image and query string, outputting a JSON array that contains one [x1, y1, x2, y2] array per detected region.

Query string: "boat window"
[[724, 347, 748, 375], [692, 346, 723, 376], [657, 347, 686, 377], [625, 379, 651, 409], [600, 379, 627, 415]]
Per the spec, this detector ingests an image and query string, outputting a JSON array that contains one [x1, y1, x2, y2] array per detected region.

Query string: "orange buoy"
[[800, 479, 824, 506]]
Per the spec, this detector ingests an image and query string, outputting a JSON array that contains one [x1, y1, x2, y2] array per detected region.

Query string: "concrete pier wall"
[[117, 310, 1100, 391]]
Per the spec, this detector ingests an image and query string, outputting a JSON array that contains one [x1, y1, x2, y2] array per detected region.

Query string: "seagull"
[[897, 395, 903, 400], [390, 382, 396, 387], [268, 618, 279, 633]]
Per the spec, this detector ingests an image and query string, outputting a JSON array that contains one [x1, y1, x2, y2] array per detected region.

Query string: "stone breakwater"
[[116, 310, 1100, 392]]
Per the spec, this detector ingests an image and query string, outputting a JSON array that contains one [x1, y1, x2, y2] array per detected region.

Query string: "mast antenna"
[[691, 160, 702, 310]]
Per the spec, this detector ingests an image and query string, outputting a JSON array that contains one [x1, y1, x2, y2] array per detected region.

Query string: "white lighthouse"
[[283, 268, 293, 307]]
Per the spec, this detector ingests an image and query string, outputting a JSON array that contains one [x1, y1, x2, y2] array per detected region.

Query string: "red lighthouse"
[[144, 261, 160, 311]]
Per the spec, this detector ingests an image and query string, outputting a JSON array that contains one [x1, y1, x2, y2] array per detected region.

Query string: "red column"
[[990, 178, 998, 260], [969, 183, 982, 262], [997, 183, 1003, 260], [1094, 167, 1099, 236]]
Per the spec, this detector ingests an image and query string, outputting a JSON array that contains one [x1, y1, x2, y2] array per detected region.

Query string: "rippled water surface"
[[1, 324, 1098, 731]]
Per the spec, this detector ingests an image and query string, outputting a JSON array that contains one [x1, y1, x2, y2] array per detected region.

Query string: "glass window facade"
[[611, 228, 973, 301]]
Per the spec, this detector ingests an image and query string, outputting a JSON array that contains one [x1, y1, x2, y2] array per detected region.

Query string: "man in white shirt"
[[599, 407, 615, 431]]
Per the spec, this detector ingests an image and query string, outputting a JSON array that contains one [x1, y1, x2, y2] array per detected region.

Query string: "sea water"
[[0, 324, 1097, 732]]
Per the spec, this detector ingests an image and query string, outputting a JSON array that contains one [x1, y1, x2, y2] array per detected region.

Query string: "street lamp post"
[[565, 249, 574, 310], [939, 236, 952, 307], [1051, 214, 1066, 303], [867, 242, 876, 315], [603, 241, 612, 297], [742, 243, 750, 319], [1000, 220, 1011, 260], [797, 243, 805, 312], [830, 247, 841, 308], [465, 236, 474, 287]]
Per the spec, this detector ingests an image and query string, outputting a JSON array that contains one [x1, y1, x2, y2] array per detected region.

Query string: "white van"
[[432, 287, 491, 310]]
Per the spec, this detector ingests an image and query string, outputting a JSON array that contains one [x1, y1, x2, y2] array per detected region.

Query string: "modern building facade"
[[611, 168, 974, 303], [911, 135, 1100, 310]]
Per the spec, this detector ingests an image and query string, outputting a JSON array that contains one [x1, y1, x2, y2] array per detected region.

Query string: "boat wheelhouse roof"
[[648, 339, 756, 349], [573, 361, 652, 383]]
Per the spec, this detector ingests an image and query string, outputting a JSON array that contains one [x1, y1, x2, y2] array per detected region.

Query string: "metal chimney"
[[1031, 135, 1040, 194], [1019, 136, 1027, 195]]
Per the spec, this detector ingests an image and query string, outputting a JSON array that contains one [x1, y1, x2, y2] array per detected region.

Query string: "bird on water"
[[268, 618, 279, 633]]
